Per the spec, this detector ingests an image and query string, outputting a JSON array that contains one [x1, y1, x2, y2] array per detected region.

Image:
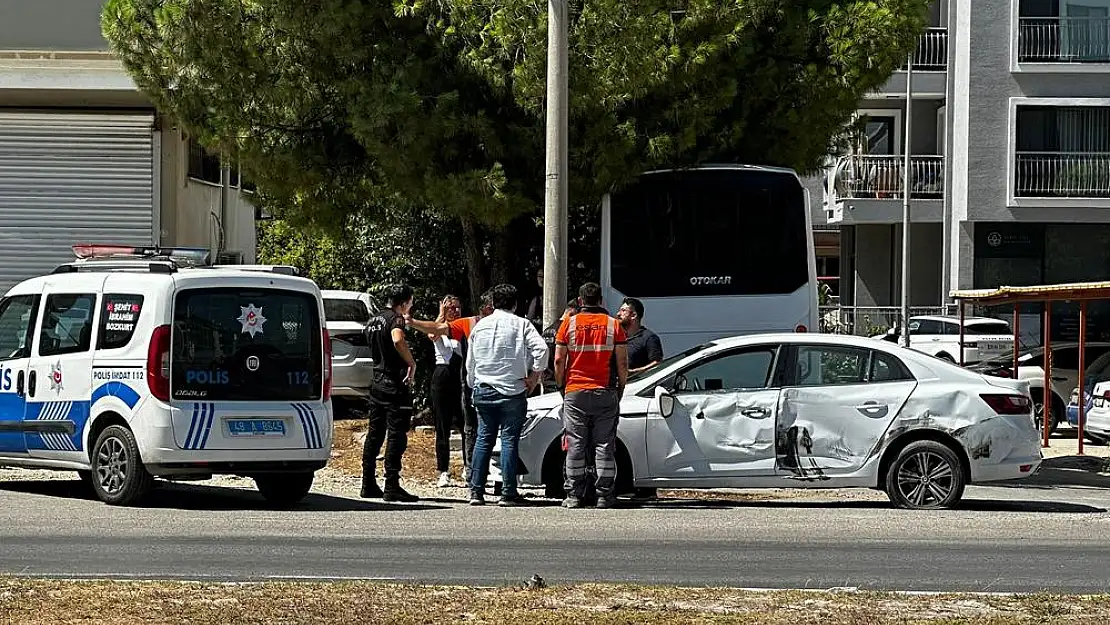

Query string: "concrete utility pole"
[[542, 0, 569, 331], [900, 50, 914, 348]]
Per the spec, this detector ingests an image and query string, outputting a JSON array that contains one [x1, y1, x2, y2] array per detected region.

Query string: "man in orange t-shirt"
[[554, 282, 629, 509]]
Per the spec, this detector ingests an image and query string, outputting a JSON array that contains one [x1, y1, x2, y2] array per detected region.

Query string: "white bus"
[[601, 164, 819, 355]]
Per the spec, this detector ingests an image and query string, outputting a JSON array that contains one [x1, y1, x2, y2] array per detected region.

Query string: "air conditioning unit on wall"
[[217, 251, 244, 265]]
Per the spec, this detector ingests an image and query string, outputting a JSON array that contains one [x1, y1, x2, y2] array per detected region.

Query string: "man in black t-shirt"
[[617, 297, 664, 374], [616, 296, 664, 503], [361, 284, 420, 502]]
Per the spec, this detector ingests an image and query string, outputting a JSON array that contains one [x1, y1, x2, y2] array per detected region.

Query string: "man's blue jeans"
[[469, 384, 528, 499]]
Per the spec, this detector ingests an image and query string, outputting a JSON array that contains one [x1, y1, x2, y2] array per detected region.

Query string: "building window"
[[1014, 105, 1110, 198], [186, 138, 257, 191], [1018, 0, 1110, 63], [187, 139, 222, 184]]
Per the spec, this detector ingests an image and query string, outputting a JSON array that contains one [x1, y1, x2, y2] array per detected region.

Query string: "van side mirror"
[[653, 386, 676, 418]]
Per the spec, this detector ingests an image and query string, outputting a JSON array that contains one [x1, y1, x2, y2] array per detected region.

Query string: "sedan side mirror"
[[654, 386, 676, 418]]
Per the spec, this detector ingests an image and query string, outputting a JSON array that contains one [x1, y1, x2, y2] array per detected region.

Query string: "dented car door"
[[776, 345, 917, 480], [645, 345, 782, 482]]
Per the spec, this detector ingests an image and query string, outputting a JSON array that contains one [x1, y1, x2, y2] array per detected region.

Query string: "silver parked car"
[[492, 333, 1042, 510], [322, 289, 378, 418]]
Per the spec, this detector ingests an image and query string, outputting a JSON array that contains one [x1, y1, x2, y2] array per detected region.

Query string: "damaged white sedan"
[[492, 333, 1042, 510]]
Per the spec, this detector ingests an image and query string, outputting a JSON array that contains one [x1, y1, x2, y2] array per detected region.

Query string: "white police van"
[[0, 245, 333, 506]]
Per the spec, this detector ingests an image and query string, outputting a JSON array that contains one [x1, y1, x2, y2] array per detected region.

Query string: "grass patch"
[[4, 580, 1110, 624], [331, 419, 464, 484]]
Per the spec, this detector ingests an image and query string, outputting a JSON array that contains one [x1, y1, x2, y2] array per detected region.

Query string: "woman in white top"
[[430, 295, 463, 487]]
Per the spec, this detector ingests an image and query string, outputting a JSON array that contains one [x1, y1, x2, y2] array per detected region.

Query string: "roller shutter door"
[[0, 111, 156, 292]]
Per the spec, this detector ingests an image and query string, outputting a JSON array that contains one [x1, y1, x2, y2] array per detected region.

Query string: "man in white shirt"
[[464, 284, 549, 506]]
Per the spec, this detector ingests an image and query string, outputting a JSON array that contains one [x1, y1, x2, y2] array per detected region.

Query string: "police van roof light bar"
[[71, 244, 212, 267]]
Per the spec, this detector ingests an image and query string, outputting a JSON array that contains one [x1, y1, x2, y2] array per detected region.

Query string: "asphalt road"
[[3, 464, 1110, 592]]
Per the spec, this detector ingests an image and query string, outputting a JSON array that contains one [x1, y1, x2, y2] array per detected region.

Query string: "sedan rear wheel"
[[884, 440, 966, 510]]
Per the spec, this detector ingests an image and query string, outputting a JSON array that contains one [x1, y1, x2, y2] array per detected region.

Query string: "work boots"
[[383, 481, 419, 503], [360, 479, 384, 499]]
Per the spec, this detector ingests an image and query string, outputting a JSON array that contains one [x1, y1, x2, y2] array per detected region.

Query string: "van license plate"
[[227, 419, 286, 437]]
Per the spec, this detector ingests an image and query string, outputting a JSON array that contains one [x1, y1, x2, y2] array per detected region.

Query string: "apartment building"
[[0, 0, 258, 291], [822, 0, 1110, 341]]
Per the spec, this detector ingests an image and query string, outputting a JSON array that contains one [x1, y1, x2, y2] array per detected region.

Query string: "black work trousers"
[[431, 362, 463, 473], [362, 370, 413, 487], [461, 381, 478, 470]]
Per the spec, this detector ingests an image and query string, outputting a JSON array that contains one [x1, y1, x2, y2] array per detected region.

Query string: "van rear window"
[[324, 298, 370, 323], [171, 288, 322, 401]]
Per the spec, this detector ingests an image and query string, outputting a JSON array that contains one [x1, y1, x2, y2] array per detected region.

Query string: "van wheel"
[[255, 472, 314, 506], [91, 425, 154, 506], [884, 440, 966, 510]]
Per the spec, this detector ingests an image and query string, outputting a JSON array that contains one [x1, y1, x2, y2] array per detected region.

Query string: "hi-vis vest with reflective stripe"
[[566, 315, 619, 352]]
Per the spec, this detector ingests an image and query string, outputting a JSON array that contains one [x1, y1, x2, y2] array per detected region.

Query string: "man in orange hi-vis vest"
[[554, 282, 629, 509]]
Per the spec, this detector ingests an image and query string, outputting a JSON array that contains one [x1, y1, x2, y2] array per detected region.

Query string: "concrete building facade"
[[0, 0, 257, 291], [823, 0, 1110, 341]]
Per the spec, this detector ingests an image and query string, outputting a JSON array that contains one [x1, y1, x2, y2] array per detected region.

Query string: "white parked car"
[[491, 333, 1041, 510], [321, 290, 378, 418], [970, 342, 1110, 434], [875, 315, 1014, 365], [1080, 380, 1110, 445]]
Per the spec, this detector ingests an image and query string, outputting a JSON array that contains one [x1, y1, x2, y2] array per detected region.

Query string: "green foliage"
[[258, 213, 468, 415], [104, 0, 932, 227]]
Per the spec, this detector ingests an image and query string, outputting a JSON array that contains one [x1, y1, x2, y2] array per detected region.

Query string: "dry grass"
[[331, 419, 464, 483], [3, 580, 1110, 624], [330, 420, 820, 502]]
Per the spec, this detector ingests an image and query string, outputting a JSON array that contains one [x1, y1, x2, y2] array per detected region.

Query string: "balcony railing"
[[1018, 17, 1110, 63], [1015, 152, 1110, 198], [830, 155, 944, 200], [900, 27, 948, 71]]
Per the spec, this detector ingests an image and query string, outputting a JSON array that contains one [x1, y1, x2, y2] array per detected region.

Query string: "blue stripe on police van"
[[292, 404, 313, 449], [293, 403, 322, 450], [304, 404, 322, 449], [198, 403, 215, 450], [183, 403, 201, 450], [292, 404, 307, 447], [183, 403, 215, 450], [33, 401, 77, 452], [90, 382, 142, 410]]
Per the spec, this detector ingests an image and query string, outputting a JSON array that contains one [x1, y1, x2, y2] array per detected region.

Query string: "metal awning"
[[950, 281, 1109, 453], [951, 281, 1110, 304]]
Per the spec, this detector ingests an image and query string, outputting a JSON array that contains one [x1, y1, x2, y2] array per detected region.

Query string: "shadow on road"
[[956, 498, 1104, 513], [0, 479, 448, 513], [623, 496, 1104, 514]]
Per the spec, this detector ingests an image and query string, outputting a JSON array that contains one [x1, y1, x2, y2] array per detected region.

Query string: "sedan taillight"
[[980, 393, 1033, 415]]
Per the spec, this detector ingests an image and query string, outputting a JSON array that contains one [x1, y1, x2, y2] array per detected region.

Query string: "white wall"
[[176, 179, 257, 263]]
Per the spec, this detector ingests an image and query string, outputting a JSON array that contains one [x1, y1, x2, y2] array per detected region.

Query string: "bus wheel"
[[90, 425, 154, 506], [255, 472, 315, 507]]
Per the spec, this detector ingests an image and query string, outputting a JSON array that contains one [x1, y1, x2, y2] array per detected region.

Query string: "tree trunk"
[[461, 218, 489, 312], [489, 226, 515, 287]]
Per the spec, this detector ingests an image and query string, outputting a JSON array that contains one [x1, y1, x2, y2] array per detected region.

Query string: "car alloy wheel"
[[885, 440, 966, 510], [90, 425, 154, 506], [96, 435, 130, 496]]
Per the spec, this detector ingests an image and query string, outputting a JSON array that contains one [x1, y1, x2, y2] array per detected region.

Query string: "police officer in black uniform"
[[361, 284, 420, 502]]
